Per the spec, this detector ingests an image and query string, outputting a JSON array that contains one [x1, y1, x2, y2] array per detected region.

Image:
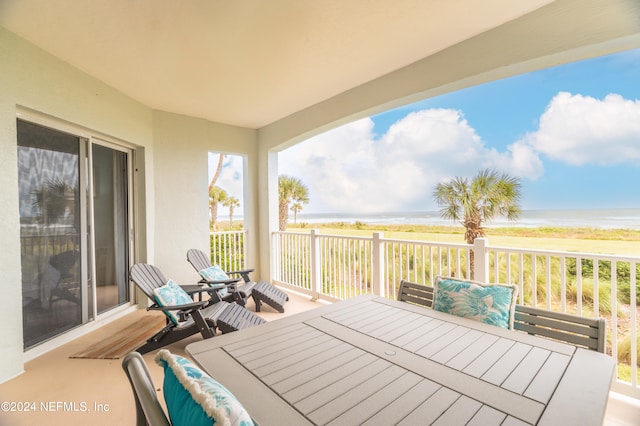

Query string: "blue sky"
[[214, 48, 640, 215]]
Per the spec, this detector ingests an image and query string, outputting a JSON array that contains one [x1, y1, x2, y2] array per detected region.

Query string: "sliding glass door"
[[17, 120, 132, 349], [92, 142, 130, 313]]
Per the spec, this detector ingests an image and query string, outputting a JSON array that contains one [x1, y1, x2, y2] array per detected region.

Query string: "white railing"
[[210, 230, 247, 272], [271, 229, 639, 398]]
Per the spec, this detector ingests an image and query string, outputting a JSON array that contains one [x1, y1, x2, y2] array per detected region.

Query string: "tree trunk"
[[209, 153, 224, 192], [464, 215, 484, 281], [279, 200, 289, 231], [211, 203, 219, 231]]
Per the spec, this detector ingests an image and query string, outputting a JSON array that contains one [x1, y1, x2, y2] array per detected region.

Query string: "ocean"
[[293, 208, 640, 230]]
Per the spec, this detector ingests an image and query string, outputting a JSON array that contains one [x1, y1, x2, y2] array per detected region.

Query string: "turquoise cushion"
[[155, 350, 254, 426], [152, 279, 194, 325], [199, 266, 230, 297], [433, 276, 518, 329]]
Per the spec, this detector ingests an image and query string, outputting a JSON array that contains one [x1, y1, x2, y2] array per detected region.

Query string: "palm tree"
[[32, 178, 73, 225], [222, 196, 240, 227], [434, 168, 522, 277], [279, 175, 309, 231], [209, 186, 228, 230], [290, 202, 303, 226]]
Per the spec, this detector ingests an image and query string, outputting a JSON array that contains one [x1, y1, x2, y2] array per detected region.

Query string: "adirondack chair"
[[187, 248, 289, 313], [129, 263, 265, 354]]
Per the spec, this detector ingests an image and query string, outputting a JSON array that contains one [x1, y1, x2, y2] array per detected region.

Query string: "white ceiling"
[[0, 0, 554, 129]]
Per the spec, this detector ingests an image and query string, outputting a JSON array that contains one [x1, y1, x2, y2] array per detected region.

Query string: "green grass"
[[617, 364, 640, 384], [288, 222, 640, 256]]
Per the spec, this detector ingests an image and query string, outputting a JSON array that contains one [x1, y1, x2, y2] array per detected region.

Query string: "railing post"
[[270, 231, 279, 283], [372, 232, 385, 297], [241, 229, 248, 271], [310, 229, 322, 300], [473, 237, 489, 283]]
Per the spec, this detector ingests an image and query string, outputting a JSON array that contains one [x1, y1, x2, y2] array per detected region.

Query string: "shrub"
[[618, 334, 640, 367], [566, 278, 613, 315]]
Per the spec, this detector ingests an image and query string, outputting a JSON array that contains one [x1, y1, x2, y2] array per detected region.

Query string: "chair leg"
[[136, 325, 184, 354], [253, 294, 262, 312], [190, 311, 216, 339], [232, 291, 247, 307]]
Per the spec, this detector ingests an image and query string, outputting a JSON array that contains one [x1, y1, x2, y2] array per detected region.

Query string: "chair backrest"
[[397, 280, 434, 308], [513, 305, 606, 353], [187, 248, 212, 272], [130, 263, 168, 301], [121, 352, 171, 426]]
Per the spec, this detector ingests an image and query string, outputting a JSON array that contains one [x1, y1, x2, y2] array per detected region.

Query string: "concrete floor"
[[1, 290, 638, 426]]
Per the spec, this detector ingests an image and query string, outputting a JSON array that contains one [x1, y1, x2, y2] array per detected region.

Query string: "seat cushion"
[[433, 276, 518, 329], [199, 266, 231, 297], [155, 349, 254, 426], [153, 279, 195, 325]]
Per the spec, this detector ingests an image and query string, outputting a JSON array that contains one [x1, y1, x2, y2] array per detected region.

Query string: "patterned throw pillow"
[[433, 276, 518, 329], [153, 279, 194, 325], [155, 349, 255, 426], [199, 266, 230, 297]]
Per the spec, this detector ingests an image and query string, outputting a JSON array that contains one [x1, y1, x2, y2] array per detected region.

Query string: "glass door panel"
[[17, 120, 84, 348], [92, 143, 130, 313]]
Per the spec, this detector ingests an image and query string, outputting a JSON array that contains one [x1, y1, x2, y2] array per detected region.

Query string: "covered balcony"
[[1, 0, 640, 424]]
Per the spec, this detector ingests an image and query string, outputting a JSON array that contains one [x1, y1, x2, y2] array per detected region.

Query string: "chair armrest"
[[147, 300, 208, 313], [226, 268, 255, 275], [148, 300, 213, 322], [226, 269, 254, 283], [183, 285, 227, 295], [198, 277, 241, 286]]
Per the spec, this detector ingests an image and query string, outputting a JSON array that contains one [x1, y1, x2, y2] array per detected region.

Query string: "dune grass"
[[288, 222, 640, 256]]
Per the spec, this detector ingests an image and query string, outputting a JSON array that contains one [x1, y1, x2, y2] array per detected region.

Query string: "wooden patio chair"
[[187, 248, 289, 313], [129, 263, 265, 354], [121, 352, 170, 426], [514, 304, 607, 353], [397, 279, 606, 353], [397, 280, 434, 308]]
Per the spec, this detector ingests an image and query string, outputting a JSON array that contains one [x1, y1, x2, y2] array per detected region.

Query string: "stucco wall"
[[0, 27, 155, 382], [0, 28, 261, 382], [151, 111, 257, 284]]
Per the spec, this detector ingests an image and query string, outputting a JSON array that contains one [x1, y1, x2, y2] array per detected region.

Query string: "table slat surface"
[[187, 295, 614, 425]]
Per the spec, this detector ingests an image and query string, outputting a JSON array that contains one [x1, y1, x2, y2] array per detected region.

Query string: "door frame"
[[90, 137, 136, 316], [17, 109, 138, 357]]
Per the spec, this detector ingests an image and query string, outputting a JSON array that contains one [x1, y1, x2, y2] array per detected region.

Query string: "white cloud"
[[516, 92, 640, 165], [279, 109, 543, 213], [216, 91, 640, 216]]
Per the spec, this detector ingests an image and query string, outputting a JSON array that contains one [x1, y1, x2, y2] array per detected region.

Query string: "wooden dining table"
[[186, 294, 615, 425]]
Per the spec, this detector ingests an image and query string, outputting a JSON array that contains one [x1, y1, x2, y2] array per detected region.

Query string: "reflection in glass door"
[[17, 120, 131, 349], [92, 143, 130, 313], [17, 120, 85, 348]]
